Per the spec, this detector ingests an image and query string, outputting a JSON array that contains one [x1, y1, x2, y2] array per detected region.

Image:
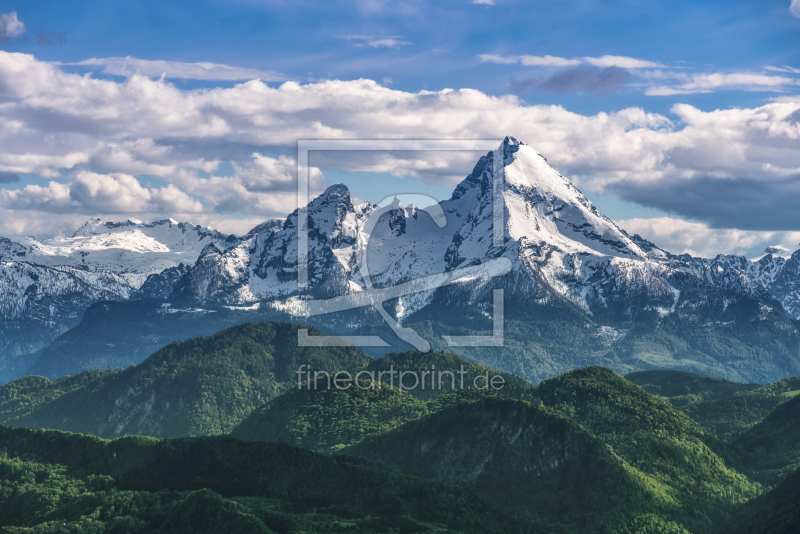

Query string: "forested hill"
[[628, 369, 800, 440], [734, 393, 800, 483], [0, 424, 522, 534], [721, 464, 800, 534], [0, 322, 373, 438], [0, 323, 525, 440], [4, 364, 800, 533]]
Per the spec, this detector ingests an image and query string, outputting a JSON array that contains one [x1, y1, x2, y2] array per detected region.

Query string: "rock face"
[[2, 137, 800, 381]]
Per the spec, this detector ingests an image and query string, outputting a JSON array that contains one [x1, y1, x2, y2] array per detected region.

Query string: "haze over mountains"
[[2, 138, 799, 385]]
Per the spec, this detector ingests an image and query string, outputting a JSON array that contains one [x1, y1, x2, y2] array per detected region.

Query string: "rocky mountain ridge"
[[1, 137, 799, 382]]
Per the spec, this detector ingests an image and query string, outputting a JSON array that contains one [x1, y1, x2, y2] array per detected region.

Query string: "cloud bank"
[[0, 52, 799, 256]]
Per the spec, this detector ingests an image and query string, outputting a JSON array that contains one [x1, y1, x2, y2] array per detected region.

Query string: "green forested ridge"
[[231, 379, 432, 452], [527, 368, 761, 532], [234, 365, 780, 533], [0, 424, 523, 534], [345, 396, 694, 534], [720, 465, 800, 534], [733, 393, 800, 484], [0, 322, 373, 438], [681, 376, 800, 440], [5, 315, 800, 534], [627, 371, 800, 440], [364, 350, 530, 400], [626, 370, 761, 407], [0, 332, 525, 443]]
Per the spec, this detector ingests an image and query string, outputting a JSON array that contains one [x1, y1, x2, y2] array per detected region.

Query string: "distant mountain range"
[[2, 137, 800, 384]]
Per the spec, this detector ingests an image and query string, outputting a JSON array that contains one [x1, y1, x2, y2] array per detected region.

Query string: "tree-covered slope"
[[531, 367, 761, 532], [231, 380, 431, 453], [733, 393, 800, 484], [628, 370, 800, 443], [0, 424, 523, 534], [364, 350, 531, 399], [626, 370, 761, 407], [0, 322, 372, 438], [720, 466, 800, 534], [345, 395, 693, 534], [231, 350, 531, 452]]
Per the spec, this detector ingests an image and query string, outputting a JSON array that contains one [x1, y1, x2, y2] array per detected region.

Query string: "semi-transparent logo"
[[291, 140, 507, 351]]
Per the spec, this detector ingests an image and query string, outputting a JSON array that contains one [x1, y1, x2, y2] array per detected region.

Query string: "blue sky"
[[7, 0, 798, 113], [0, 0, 799, 257]]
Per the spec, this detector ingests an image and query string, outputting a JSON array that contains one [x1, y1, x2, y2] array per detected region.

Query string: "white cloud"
[[482, 53, 798, 96], [0, 11, 24, 41], [473, 0, 495, 5], [0, 171, 203, 215], [791, 0, 800, 17], [583, 55, 663, 69], [765, 65, 800, 74], [646, 72, 797, 95], [479, 53, 657, 68], [338, 35, 412, 48], [1, 52, 800, 241], [171, 153, 326, 216], [70, 57, 290, 82], [617, 217, 800, 258], [368, 38, 412, 48], [517, 55, 581, 67]]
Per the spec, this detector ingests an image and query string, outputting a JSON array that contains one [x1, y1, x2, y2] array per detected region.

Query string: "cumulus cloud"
[[511, 66, 631, 94], [609, 175, 800, 231], [473, 0, 495, 4], [170, 153, 326, 216], [0, 11, 24, 41], [70, 56, 289, 81], [617, 217, 800, 258], [791, 0, 800, 17], [1, 52, 800, 241], [0, 171, 203, 215]]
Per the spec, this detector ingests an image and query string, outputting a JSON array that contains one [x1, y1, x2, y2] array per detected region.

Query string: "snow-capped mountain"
[[0, 219, 239, 371], [2, 137, 800, 383], [165, 137, 800, 327]]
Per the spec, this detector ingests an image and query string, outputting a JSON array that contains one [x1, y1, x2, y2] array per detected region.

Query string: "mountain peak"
[[764, 245, 793, 258], [322, 183, 350, 200], [72, 217, 105, 237]]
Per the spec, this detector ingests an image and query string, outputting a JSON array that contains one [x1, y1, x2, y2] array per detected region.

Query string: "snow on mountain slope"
[[175, 137, 800, 322], [248, 184, 373, 300], [2, 136, 800, 379], [1, 218, 237, 287], [435, 139, 679, 317], [0, 219, 239, 364]]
